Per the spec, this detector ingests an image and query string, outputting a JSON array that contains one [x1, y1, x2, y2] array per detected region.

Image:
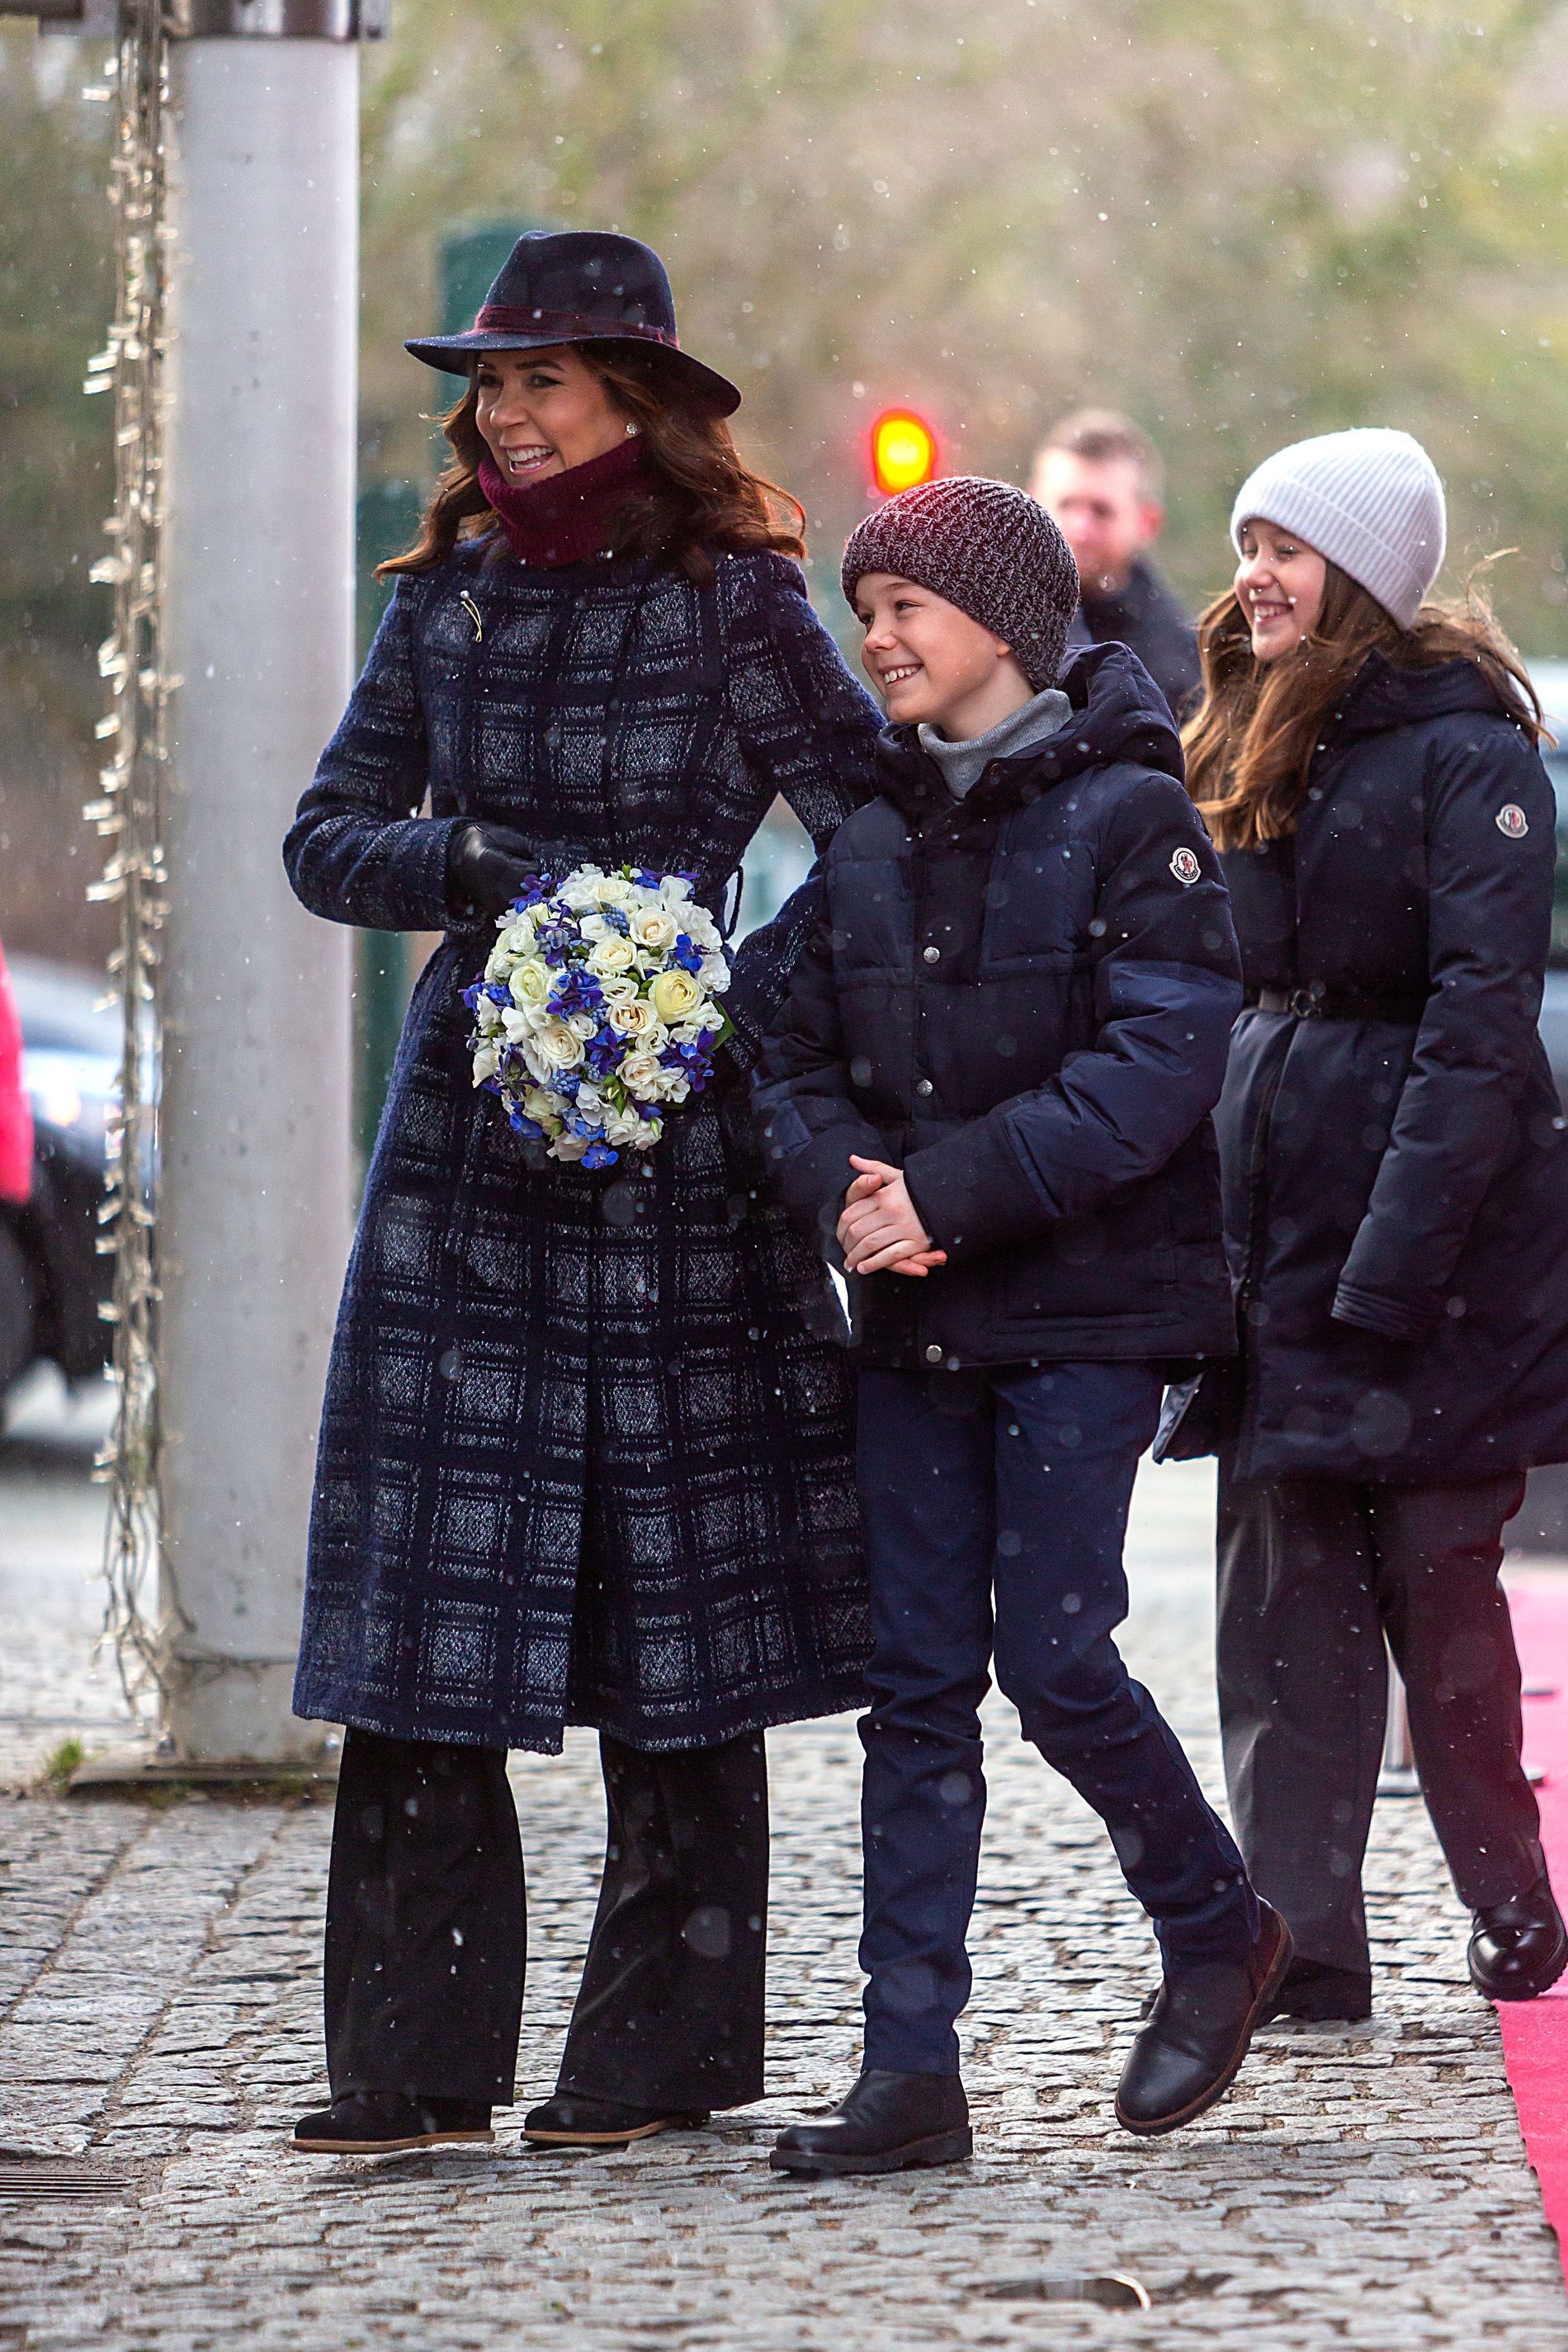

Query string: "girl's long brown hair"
[[1182, 560, 1547, 851], [379, 344, 805, 587]]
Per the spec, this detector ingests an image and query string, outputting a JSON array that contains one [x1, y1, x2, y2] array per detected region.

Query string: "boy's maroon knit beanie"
[[841, 476, 1080, 691]]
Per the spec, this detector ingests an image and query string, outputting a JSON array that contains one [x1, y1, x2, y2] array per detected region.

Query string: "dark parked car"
[[0, 955, 117, 1401]]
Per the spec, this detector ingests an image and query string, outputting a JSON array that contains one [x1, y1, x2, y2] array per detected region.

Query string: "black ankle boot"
[[522, 2092, 711, 2147], [1116, 1900, 1292, 2137], [1469, 1873, 1568, 2001], [292, 2093, 493, 2154], [770, 2071, 971, 2178], [1263, 1957, 1373, 2024]]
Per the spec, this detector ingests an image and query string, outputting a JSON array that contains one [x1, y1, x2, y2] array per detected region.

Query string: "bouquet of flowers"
[[463, 863, 731, 1168]]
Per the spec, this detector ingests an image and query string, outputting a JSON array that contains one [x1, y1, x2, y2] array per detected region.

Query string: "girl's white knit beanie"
[[1230, 428, 1446, 630]]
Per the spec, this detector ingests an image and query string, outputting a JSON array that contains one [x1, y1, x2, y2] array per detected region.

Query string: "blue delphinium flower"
[[582, 1141, 618, 1169], [507, 1108, 545, 1140]]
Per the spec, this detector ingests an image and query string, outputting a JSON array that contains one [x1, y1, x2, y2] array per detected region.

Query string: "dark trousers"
[[324, 1724, 768, 2111], [857, 1361, 1258, 2076], [1217, 1457, 1542, 1977]]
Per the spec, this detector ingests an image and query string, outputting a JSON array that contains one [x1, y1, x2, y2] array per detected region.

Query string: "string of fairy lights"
[[81, 0, 176, 1727]]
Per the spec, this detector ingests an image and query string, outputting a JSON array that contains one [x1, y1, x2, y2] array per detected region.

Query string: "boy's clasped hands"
[[837, 1153, 947, 1278]]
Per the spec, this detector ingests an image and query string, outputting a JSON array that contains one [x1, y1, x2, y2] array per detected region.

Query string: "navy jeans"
[[857, 1360, 1258, 2076]]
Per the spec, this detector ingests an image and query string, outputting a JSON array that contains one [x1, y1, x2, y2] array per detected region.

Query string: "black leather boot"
[[522, 2092, 711, 2147], [292, 2093, 493, 2154], [1469, 1873, 1568, 2001], [1263, 1957, 1373, 2024], [770, 2071, 971, 2177], [1116, 1900, 1292, 2137]]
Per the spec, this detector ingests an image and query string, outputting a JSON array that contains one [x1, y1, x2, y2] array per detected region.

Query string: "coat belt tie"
[[1250, 984, 1430, 1023]]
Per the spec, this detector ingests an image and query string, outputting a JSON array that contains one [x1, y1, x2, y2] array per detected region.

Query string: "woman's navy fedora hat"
[[405, 228, 741, 416]]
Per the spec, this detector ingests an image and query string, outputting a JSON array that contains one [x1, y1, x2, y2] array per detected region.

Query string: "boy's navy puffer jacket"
[[753, 642, 1242, 1369]]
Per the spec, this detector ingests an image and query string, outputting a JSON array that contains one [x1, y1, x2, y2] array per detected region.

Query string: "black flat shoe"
[[292, 2093, 493, 2154], [1263, 1958, 1372, 2024], [1116, 1899, 1292, 2137], [1469, 1873, 1568, 2001], [521, 2092, 711, 2147], [770, 2070, 971, 2178]]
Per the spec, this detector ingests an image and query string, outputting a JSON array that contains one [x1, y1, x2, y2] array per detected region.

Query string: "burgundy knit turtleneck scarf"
[[476, 436, 650, 569]]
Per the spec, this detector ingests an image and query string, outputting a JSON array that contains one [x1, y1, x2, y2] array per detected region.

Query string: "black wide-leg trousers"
[[324, 1725, 768, 2112], [1216, 1457, 1542, 1978]]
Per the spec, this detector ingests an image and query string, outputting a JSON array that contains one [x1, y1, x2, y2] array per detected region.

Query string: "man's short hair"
[[1036, 408, 1164, 502]]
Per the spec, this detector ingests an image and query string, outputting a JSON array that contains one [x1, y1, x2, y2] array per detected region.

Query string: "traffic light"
[[870, 408, 938, 498]]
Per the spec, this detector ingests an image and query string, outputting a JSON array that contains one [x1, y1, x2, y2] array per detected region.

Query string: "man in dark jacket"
[[756, 476, 1287, 2180], [1031, 409, 1201, 721]]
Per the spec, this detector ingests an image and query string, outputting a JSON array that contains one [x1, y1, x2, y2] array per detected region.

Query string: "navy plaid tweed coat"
[[284, 536, 881, 1753]]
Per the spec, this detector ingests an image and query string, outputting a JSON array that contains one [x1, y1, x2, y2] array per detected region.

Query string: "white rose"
[[699, 953, 730, 994], [659, 874, 694, 907], [683, 908, 722, 952], [594, 874, 638, 909], [649, 969, 702, 1024], [508, 957, 551, 1009], [618, 1048, 668, 1101], [595, 975, 640, 1009], [472, 1042, 501, 1085], [522, 1018, 585, 1080], [604, 996, 658, 1037], [523, 1085, 563, 1128], [587, 935, 639, 977], [631, 907, 678, 952], [551, 1130, 591, 1162]]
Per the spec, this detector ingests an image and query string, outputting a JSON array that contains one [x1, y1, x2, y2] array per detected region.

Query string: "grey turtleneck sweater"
[[918, 687, 1073, 801]]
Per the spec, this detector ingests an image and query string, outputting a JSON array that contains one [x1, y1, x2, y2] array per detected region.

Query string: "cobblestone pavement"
[[2, 1446, 1567, 2350]]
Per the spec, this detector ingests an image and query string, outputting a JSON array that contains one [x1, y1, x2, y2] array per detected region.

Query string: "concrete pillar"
[[158, 39, 357, 1760]]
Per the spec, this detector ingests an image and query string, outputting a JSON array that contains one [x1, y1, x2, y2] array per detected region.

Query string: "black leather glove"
[[446, 823, 543, 919]]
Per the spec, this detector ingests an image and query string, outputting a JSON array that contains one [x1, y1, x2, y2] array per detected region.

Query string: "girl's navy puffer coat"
[[755, 643, 1241, 1370], [1214, 649, 1568, 1485]]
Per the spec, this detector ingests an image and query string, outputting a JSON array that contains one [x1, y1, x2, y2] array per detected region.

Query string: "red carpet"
[[1498, 1580, 1568, 2272]]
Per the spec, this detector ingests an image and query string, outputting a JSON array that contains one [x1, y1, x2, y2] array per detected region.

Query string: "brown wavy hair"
[[378, 344, 805, 587], [1182, 560, 1547, 851]]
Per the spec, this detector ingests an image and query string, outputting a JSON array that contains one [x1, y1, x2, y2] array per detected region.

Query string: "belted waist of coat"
[[1249, 984, 1430, 1023]]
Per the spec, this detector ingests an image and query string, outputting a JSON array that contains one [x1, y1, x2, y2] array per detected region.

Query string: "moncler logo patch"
[[1496, 803, 1529, 838], [1169, 846, 1202, 887]]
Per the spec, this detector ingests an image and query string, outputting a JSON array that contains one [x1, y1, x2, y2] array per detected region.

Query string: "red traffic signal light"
[[870, 408, 937, 498]]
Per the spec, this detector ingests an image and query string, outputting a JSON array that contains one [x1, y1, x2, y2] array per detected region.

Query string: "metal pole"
[[156, 35, 357, 1761]]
